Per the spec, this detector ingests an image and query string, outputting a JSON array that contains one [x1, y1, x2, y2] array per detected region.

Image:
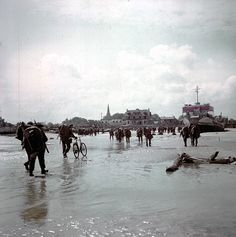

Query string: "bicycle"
[[72, 137, 87, 159]]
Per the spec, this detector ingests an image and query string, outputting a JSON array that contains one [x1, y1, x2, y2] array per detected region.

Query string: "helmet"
[[35, 122, 44, 128]]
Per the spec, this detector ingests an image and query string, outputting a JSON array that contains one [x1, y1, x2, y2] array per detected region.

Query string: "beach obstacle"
[[166, 151, 236, 173]]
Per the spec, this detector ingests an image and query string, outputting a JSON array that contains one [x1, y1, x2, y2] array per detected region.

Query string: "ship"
[[182, 86, 225, 133]]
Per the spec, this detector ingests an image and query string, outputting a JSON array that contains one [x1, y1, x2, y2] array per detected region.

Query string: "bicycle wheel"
[[73, 143, 80, 159], [80, 143, 87, 156]]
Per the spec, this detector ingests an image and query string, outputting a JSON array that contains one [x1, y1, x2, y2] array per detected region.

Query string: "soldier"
[[109, 129, 114, 140], [125, 128, 131, 143], [16, 122, 48, 176], [136, 128, 143, 143], [59, 124, 77, 158], [190, 124, 201, 146], [180, 126, 190, 147], [144, 127, 153, 147]]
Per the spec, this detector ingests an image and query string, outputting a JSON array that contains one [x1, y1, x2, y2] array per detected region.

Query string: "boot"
[[24, 162, 29, 171], [41, 169, 48, 175]]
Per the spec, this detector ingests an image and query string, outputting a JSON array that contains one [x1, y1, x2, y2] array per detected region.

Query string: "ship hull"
[[197, 117, 225, 133], [183, 116, 225, 133], [198, 123, 224, 133]]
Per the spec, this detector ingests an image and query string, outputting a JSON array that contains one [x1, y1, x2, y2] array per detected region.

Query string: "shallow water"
[[0, 130, 236, 236]]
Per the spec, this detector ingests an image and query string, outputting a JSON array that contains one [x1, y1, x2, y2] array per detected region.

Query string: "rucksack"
[[23, 126, 44, 151], [59, 125, 71, 141]]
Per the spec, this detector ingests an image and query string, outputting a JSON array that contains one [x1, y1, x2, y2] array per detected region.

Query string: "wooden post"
[[166, 154, 183, 172]]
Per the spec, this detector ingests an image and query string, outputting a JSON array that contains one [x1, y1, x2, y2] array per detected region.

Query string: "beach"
[[0, 129, 236, 237]]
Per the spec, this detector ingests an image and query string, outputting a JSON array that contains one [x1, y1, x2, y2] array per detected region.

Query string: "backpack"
[[23, 126, 44, 151], [59, 125, 71, 141]]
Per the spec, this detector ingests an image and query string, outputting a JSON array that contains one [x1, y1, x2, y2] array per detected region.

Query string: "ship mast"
[[195, 85, 200, 104]]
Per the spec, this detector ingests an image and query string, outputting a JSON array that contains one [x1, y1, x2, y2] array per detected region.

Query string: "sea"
[[0, 129, 236, 237]]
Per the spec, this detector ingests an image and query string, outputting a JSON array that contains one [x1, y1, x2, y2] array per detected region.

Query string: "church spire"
[[106, 104, 111, 118], [103, 104, 112, 120]]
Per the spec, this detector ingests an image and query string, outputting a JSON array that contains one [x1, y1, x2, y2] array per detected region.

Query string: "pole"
[[195, 85, 200, 104]]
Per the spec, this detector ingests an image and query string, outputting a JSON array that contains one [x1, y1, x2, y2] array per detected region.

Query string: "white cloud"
[[149, 44, 197, 67], [116, 44, 196, 88], [222, 76, 236, 98], [112, 44, 236, 117], [7, 43, 233, 122], [32, 0, 236, 33], [117, 50, 151, 70]]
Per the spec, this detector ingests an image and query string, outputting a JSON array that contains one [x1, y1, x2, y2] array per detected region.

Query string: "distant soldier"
[[125, 129, 131, 143], [190, 124, 201, 146], [59, 124, 77, 158], [172, 127, 176, 135], [180, 126, 190, 147], [116, 128, 124, 142], [136, 128, 143, 143], [158, 127, 163, 135], [144, 127, 153, 147], [109, 129, 114, 140]]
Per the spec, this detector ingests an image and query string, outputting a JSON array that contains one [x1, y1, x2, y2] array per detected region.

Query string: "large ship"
[[182, 86, 225, 133]]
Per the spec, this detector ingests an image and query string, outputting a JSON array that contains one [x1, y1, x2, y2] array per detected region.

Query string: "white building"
[[159, 116, 179, 127], [123, 108, 153, 127]]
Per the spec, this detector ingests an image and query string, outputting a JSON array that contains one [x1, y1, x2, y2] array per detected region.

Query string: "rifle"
[[45, 143, 49, 153]]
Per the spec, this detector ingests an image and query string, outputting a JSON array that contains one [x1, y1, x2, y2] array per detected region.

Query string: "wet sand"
[[0, 129, 236, 236]]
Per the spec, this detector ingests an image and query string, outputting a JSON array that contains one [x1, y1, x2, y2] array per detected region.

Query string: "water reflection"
[[125, 142, 131, 149], [62, 158, 72, 176], [114, 142, 125, 154], [61, 158, 87, 178], [59, 158, 87, 196], [143, 164, 152, 173], [20, 179, 48, 223]]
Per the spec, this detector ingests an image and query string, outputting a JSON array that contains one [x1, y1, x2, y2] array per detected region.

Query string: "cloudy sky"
[[1, 0, 236, 123]]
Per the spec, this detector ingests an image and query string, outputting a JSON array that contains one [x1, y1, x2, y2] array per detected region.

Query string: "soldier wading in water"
[[59, 124, 77, 158], [16, 122, 49, 176]]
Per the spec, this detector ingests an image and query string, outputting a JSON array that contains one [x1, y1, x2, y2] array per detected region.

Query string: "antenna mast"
[[195, 85, 200, 104]]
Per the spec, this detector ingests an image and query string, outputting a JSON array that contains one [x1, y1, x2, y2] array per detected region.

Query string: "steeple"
[[106, 104, 111, 118], [103, 104, 112, 120]]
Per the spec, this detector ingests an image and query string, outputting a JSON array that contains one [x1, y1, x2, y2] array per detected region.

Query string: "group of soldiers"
[[77, 128, 100, 136], [109, 124, 201, 148], [180, 123, 201, 147], [109, 127, 154, 147], [16, 121, 200, 176]]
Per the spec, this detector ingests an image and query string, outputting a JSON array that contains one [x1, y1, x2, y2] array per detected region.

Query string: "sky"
[[1, 0, 236, 124]]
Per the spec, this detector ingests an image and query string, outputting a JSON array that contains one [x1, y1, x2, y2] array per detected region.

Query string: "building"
[[159, 116, 179, 127], [107, 119, 123, 127], [123, 108, 153, 127]]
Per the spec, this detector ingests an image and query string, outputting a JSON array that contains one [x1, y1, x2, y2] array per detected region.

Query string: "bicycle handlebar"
[[74, 137, 81, 141]]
